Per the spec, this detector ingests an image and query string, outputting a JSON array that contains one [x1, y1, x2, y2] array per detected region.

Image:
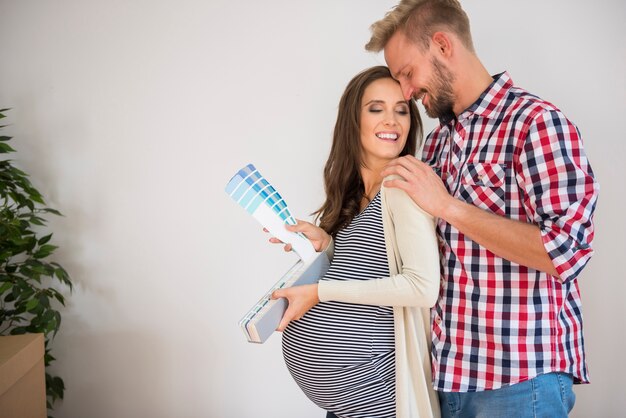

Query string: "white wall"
[[0, 1, 624, 417]]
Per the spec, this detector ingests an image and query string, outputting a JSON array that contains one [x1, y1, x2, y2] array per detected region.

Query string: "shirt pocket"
[[458, 162, 507, 216]]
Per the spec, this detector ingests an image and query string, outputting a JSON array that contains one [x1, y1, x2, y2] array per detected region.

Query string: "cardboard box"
[[0, 334, 46, 418]]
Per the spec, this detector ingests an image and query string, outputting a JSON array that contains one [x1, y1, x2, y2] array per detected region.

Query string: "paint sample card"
[[225, 163, 316, 263]]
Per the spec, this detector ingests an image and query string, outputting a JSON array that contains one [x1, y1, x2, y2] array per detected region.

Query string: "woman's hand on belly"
[[272, 284, 320, 331]]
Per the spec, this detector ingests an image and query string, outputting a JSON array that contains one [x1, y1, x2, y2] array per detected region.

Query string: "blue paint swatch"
[[225, 163, 297, 225]]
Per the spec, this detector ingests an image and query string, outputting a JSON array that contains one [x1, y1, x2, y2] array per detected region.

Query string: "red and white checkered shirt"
[[422, 72, 599, 392]]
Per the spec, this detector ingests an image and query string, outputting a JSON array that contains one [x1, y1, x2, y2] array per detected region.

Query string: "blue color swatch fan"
[[225, 163, 316, 262]]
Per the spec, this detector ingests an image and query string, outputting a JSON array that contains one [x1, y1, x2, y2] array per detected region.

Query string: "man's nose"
[[401, 82, 414, 101]]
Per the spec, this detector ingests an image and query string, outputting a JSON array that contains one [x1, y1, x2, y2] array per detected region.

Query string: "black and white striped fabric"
[[282, 192, 395, 418]]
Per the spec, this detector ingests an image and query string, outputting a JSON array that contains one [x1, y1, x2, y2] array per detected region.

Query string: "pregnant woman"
[[272, 66, 441, 418]]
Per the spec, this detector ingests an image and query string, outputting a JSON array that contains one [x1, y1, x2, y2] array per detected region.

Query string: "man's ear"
[[431, 31, 452, 58]]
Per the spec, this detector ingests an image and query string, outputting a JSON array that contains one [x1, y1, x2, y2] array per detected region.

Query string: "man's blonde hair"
[[365, 0, 474, 53]]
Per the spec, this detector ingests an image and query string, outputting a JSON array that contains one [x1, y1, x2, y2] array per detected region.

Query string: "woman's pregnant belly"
[[282, 300, 395, 413]]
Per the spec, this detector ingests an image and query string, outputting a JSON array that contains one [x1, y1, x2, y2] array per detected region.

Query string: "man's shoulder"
[[491, 72, 565, 121], [504, 84, 565, 122]]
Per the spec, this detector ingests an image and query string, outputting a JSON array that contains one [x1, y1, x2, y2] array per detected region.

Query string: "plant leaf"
[[26, 298, 39, 311], [38, 233, 53, 245], [0, 142, 16, 153], [42, 208, 62, 216], [0, 281, 13, 294], [34, 244, 58, 259]]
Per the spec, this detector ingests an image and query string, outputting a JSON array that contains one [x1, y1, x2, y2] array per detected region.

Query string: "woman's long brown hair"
[[313, 66, 422, 237]]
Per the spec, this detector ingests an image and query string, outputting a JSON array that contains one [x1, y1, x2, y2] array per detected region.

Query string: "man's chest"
[[421, 120, 529, 218]]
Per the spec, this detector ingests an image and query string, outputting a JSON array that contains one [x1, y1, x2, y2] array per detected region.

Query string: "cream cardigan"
[[317, 180, 441, 418]]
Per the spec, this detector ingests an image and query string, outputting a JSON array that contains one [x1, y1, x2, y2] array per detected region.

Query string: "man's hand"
[[271, 284, 319, 331], [381, 155, 453, 218]]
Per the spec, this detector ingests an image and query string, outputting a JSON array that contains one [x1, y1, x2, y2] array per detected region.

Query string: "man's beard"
[[421, 57, 456, 120]]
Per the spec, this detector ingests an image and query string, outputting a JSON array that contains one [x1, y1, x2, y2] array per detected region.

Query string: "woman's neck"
[[360, 163, 384, 206]]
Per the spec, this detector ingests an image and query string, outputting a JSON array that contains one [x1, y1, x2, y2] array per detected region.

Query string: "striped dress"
[[282, 192, 396, 418]]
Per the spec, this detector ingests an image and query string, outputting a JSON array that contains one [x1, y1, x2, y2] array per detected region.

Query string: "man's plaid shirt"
[[421, 72, 599, 392]]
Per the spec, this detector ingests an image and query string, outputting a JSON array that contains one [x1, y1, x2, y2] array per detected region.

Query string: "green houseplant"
[[0, 108, 72, 415]]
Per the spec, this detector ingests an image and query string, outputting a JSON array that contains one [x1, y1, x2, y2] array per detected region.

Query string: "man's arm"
[[443, 196, 559, 277], [382, 155, 559, 278]]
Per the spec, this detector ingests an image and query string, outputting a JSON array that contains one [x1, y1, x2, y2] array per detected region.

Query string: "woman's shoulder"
[[381, 176, 433, 220]]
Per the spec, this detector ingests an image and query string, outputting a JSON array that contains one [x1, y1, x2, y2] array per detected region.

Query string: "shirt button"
[[435, 316, 442, 325]]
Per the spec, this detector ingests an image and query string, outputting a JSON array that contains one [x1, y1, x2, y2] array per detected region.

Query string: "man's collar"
[[439, 72, 514, 126]]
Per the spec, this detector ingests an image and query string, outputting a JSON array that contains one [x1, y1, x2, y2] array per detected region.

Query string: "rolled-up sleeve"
[[517, 109, 599, 282]]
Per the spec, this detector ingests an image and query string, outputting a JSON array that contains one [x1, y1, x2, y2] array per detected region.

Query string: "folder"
[[225, 163, 329, 343], [238, 251, 329, 343]]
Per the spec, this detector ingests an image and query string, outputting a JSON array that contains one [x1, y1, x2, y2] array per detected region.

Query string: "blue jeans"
[[438, 372, 576, 418]]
